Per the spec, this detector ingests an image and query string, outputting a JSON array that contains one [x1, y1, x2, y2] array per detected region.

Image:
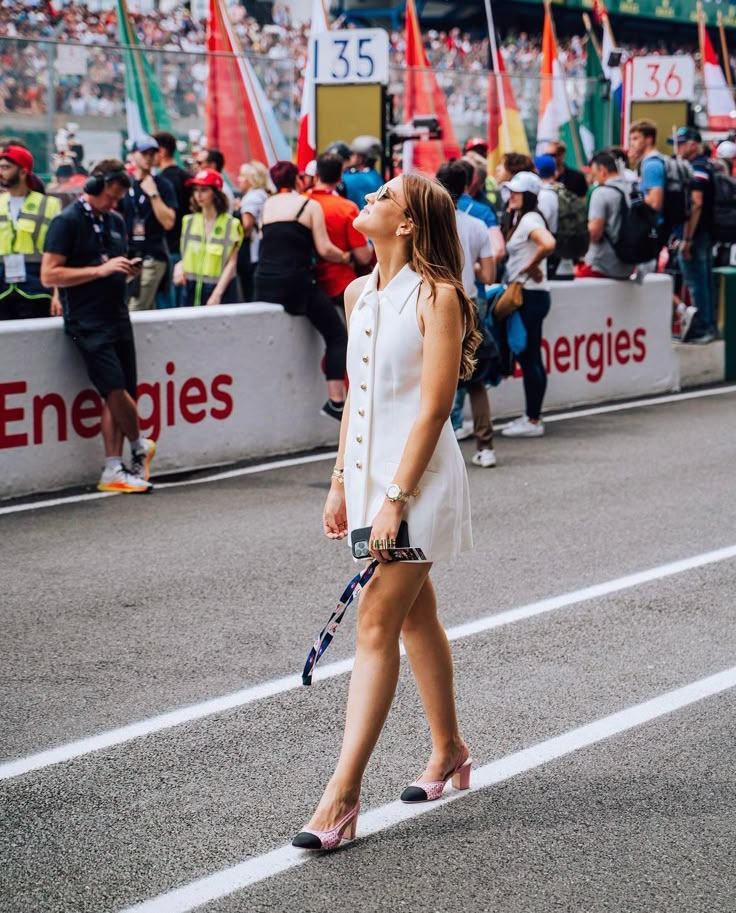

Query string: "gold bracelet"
[[331, 468, 344, 484]]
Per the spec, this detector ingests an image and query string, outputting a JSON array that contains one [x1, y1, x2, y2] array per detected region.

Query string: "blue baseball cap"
[[667, 126, 701, 145], [534, 154, 557, 178], [131, 135, 159, 153]]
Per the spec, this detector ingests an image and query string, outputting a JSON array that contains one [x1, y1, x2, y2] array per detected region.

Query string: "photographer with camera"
[[41, 159, 157, 494], [118, 136, 176, 311]]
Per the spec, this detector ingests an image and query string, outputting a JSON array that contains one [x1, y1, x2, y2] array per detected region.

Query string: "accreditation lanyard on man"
[[4, 202, 27, 283]]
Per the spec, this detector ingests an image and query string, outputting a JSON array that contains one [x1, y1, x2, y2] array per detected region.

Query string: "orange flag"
[[403, 0, 460, 175], [487, 47, 529, 174]]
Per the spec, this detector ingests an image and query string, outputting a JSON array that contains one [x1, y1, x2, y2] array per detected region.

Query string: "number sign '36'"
[[313, 29, 390, 86], [631, 55, 695, 103]]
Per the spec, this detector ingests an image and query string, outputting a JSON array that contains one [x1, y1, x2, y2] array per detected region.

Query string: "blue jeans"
[[155, 253, 182, 309], [451, 387, 466, 430], [517, 289, 551, 421], [678, 232, 714, 337]]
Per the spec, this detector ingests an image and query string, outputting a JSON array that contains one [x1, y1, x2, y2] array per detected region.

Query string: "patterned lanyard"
[[78, 197, 109, 258], [301, 560, 378, 686]]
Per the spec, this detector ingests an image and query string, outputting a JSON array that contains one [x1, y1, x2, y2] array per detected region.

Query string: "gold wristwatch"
[[386, 483, 412, 503]]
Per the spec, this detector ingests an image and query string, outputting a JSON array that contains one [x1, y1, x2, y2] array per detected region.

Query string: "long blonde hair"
[[402, 174, 481, 380]]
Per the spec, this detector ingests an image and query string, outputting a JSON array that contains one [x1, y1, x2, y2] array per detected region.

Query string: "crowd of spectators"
[[2, 0, 731, 136]]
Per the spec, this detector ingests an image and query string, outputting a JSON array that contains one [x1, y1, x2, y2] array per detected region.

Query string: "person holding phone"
[[41, 159, 156, 493], [292, 175, 479, 851]]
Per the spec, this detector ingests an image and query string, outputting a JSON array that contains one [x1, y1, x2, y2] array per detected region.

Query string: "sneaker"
[[690, 333, 715, 345], [97, 464, 153, 493], [454, 425, 473, 441], [501, 416, 544, 438], [320, 399, 345, 421], [471, 448, 497, 468], [130, 438, 156, 481], [679, 305, 698, 342]]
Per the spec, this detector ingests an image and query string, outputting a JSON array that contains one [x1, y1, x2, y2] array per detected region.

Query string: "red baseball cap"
[[464, 137, 489, 156], [186, 168, 224, 190], [1, 145, 34, 173]]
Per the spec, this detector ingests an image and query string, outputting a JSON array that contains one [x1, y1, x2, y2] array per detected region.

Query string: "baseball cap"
[[716, 140, 736, 159], [0, 144, 34, 173], [303, 160, 317, 177], [534, 154, 557, 178], [503, 171, 542, 195], [185, 168, 224, 190], [464, 136, 489, 156], [131, 135, 159, 153], [667, 126, 702, 145]]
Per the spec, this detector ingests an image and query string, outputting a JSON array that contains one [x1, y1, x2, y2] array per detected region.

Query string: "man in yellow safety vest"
[[0, 145, 61, 319]]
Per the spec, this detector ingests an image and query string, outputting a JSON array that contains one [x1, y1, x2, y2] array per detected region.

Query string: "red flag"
[[403, 0, 460, 175], [699, 20, 736, 131], [206, 0, 290, 181]]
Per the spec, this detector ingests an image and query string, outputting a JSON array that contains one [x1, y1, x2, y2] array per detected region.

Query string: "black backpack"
[[603, 184, 661, 265], [649, 154, 692, 236], [554, 184, 590, 261], [711, 171, 736, 243]]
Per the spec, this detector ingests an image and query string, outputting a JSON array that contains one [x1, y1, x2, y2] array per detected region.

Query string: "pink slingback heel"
[[400, 747, 472, 803], [292, 803, 360, 851]]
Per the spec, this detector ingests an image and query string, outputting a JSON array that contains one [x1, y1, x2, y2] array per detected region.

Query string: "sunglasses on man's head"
[[374, 183, 411, 218]]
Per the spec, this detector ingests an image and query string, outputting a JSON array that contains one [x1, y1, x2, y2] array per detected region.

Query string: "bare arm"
[[475, 254, 495, 286], [206, 244, 239, 305], [351, 243, 374, 267], [521, 226, 556, 273], [306, 201, 351, 264], [644, 186, 664, 212], [41, 252, 139, 287], [240, 211, 256, 238], [139, 174, 175, 231], [588, 217, 606, 244], [680, 189, 703, 261], [489, 226, 506, 259]]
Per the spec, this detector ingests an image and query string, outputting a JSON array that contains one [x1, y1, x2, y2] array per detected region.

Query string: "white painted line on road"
[[2, 385, 734, 516], [3, 542, 735, 783], [118, 665, 736, 913]]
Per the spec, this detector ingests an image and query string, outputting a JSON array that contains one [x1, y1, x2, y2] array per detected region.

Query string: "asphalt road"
[[1, 387, 735, 913]]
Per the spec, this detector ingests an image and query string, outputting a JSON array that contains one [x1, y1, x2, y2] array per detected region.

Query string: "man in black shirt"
[[544, 140, 588, 199], [153, 131, 192, 308], [42, 159, 156, 494], [118, 136, 177, 311]]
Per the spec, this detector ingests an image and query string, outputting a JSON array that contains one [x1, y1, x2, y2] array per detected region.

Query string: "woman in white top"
[[236, 160, 271, 302], [292, 174, 479, 852], [499, 172, 556, 439]]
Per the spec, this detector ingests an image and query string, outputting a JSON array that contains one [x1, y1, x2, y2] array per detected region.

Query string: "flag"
[[581, 16, 608, 158], [115, 0, 172, 142], [598, 0, 623, 145], [296, 0, 329, 171], [403, 0, 460, 175], [537, 5, 584, 169], [487, 47, 530, 173], [699, 19, 736, 131], [206, 0, 290, 182]]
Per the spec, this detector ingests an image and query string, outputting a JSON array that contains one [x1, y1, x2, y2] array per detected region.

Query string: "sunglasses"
[[374, 183, 411, 218]]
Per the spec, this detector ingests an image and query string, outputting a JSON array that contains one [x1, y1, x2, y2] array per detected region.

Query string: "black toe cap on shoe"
[[292, 831, 323, 849], [400, 785, 429, 803]]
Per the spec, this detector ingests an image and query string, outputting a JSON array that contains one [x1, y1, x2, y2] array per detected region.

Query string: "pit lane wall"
[[0, 276, 678, 500]]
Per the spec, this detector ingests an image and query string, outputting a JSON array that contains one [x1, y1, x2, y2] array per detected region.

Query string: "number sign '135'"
[[631, 55, 695, 102], [313, 29, 390, 86]]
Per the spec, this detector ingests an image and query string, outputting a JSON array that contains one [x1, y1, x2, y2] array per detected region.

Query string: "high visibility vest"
[[181, 212, 243, 283], [0, 191, 61, 261]]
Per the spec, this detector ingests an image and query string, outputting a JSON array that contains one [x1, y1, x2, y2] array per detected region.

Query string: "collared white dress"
[[343, 264, 473, 563]]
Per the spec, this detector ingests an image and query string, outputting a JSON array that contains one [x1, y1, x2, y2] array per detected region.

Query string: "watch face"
[[386, 483, 401, 500]]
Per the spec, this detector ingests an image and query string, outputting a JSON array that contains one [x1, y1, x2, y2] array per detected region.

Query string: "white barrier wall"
[[0, 275, 677, 500]]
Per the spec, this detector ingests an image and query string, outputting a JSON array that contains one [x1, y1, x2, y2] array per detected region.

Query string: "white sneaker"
[[501, 416, 544, 438], [454, 426, 473, 441], [471, 448, 497, 468], [97, 463, 153, 493], [130, 438, 157, 481], [679, 305, 697, 342]]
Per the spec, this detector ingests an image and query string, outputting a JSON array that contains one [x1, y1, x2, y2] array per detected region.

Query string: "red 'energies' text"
[[0, 361, 233, 449]]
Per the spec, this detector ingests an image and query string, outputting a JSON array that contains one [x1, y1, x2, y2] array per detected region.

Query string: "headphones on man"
[[83, 170, 130, 195]]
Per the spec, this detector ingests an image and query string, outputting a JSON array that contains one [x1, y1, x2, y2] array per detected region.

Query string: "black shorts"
[[70, 324, 138, 399]]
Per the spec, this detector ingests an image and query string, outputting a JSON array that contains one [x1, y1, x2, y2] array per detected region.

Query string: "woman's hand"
[[323, 483, 348, 540], [172, 261, 185, 286], [368, 501, 405, 563], [527, 264, 544, 284], [206, 289, 222, 306]]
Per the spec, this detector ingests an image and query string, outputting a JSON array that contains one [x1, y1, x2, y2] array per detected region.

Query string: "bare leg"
[[305, 561, 431, 830], [100, 400, 125, 459], [105, 389, 140, 443], [327, 379, 347, 402], [400, 576, 466, 780]]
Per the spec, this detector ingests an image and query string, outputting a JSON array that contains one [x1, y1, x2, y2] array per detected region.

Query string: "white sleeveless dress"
[[343, 264, 473, 563]]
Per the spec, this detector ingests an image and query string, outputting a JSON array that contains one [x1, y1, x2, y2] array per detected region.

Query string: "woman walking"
[[254, 160, 353, 421], [498, 172, 556, 438], [174, 169, 243, 307], [292, 174, 480, 851]]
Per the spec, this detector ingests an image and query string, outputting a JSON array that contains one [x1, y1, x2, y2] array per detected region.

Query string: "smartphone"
[[350, 521, 410, 560]]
